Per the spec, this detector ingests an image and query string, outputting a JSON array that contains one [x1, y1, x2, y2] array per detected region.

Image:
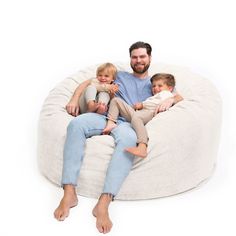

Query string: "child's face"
[[152, 80, 172, 95], [97, 71, 114, 84]]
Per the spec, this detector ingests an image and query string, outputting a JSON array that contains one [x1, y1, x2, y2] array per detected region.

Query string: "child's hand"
[[133, 102, 143, 110], [66, 99, 80, 116], [96, 102, 108, 115], [109, 84, 119, 94], [155, 97, 174, 114]]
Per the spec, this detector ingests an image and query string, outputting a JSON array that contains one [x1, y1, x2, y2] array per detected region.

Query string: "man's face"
[[130, 48, 151, 74]]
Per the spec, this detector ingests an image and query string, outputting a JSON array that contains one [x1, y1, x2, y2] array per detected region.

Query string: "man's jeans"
[[62, 113, 137, 196]]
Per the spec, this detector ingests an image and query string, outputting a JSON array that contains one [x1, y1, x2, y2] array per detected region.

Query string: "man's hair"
[[150, 73, 176, 87], [96, 63, 117, 80], [129, 41, 152, 56]]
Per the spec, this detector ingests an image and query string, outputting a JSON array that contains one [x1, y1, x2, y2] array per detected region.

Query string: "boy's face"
[[97, 71, 114, 84], [152, 80, 172, 95], [130, 48, 151, 74]]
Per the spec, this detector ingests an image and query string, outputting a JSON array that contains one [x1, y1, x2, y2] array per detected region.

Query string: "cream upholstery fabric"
[[38, 62, 222, 200]]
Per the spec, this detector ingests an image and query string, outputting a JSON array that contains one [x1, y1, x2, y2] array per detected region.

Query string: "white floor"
[[0, 1, 235, 235]]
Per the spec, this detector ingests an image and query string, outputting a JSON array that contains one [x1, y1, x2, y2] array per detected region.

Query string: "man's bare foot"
[[103, 121, 117, 135], [96, 103, 107, 115], [54, 185, 78, 221], [92, 194, 113, 234], [125, 143, 147, 158]]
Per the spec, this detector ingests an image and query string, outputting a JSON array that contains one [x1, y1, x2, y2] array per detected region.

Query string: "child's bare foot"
[[87, 101, 99, 112], [92, 194, 113, 234], [125, 143, 147, 158], [103, 121, 117, 134], [54, 185, 78, 221], [96, 103, 107, 114]]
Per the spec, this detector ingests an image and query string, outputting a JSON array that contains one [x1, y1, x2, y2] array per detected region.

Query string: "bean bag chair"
[[38, 62, 222, 200]]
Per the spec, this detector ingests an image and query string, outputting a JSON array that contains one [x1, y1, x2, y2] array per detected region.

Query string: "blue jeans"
[[62, 113, 137, 196]]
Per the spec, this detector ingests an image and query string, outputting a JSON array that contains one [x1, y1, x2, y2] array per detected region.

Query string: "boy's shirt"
[[142, 90, 174, 111]]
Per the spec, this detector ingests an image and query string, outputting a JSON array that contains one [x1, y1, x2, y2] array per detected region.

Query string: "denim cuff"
[[101, 192, 115, 201]]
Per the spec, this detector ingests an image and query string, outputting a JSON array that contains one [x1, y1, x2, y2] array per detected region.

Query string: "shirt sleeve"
[[158, 91, 174, 100]]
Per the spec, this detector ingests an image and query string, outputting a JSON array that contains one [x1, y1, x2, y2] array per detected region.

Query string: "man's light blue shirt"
[[115, 71, 152, 106]]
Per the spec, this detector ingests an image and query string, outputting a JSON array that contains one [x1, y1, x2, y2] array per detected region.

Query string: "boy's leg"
[[131, 110, 153, 145], [103, 97, 134, 134], [97, 92, 110, 105], [78, 91, 88, 114], [102, 98, 120, 134], [125, 110, 154, 157], [84, 85, 99, 112], [93, 121, 137, 233], [106, 98, 152, 157], [54, 113, 107, 221], [108, 97, 134, 121], [96, 92, 110, 114]]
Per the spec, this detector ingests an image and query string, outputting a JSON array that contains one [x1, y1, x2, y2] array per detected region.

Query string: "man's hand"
[[155, 97, 175, 115], [65, 79, 92, 116], [133, 102, 143, 110], [66, 99, 80, 116]]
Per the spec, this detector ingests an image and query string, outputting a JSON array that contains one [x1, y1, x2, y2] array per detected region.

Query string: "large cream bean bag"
[[38, 62, 222, 200]]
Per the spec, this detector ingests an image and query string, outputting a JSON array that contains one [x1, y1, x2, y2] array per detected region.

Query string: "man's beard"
[[131, 63, 150, 74]]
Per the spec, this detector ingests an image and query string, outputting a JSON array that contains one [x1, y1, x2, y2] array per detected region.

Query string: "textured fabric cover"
[[38, 62, 222, 200]]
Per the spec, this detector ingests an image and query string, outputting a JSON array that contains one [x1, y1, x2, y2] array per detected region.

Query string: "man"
[[54, 41, 183, 234]]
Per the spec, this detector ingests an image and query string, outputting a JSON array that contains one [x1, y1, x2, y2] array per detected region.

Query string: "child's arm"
[[66, 79, 91, 116], [155, 93, 183, 114], [95, 83, 119, 93], [95, 83, 119, 100]]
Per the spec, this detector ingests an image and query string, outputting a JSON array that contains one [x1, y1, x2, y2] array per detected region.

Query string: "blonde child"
[[103, 73, 176, 157], [78, 62, 118, 114]]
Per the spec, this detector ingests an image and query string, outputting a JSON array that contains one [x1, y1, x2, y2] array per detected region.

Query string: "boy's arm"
[[95, 83, 111, 92], [66, 79, 91, 116], [155, 94, 183, 114], [95, 83, 119, 93]]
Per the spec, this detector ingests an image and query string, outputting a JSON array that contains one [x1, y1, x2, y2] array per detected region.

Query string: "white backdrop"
[[0, 0, 235, 235]]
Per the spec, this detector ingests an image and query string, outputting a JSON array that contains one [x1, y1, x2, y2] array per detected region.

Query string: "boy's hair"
[[129, 41, 152, 56], [150, 73, 176, 87], [96, 63, 117, 80]]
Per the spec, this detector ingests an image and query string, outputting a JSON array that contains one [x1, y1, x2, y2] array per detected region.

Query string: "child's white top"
[[142, 90, 174, 111]]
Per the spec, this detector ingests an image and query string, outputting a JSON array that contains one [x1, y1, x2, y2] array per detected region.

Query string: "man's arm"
[[66, 79, 91, 116], [155, 94, 183, 114]]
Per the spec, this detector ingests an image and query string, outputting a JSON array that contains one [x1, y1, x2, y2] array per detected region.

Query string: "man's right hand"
[[66, 100, 80, 116]]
